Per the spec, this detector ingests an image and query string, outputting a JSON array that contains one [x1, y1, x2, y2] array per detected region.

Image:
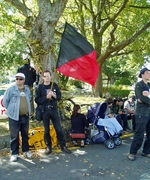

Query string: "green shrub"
[[114, 78, 131, 86], [68, 79, 83, 88], [103, 86, 131, 98], [109, 89, 130, 98]]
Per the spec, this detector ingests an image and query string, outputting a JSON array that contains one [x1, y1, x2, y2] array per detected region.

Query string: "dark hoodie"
[[17, 60, 36, 87]]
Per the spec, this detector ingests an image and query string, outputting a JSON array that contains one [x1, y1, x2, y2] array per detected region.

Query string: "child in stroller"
[[87, 102, 123, 149]]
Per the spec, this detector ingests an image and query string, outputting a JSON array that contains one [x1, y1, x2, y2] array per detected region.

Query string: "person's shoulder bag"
[[35, 105, 44, 122]]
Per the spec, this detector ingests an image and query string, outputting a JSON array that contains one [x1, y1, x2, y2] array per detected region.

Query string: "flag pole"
[[50, 68, 57, 90]]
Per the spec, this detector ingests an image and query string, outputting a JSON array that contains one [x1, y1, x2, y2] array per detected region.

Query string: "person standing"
[[128, 67, 150, 161], [35, 70, 71, 155], [3, 73, 32, 162], [17, 58, 36, 114]]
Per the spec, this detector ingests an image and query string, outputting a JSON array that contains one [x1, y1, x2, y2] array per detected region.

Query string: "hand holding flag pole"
[[48, 69, 57, 101]]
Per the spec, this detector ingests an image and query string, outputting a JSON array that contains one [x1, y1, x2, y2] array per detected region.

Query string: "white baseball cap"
[[15, 73, 25, 79]]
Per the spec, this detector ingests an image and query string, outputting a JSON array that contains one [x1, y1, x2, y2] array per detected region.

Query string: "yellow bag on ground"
[[28, 125, 58, 149]]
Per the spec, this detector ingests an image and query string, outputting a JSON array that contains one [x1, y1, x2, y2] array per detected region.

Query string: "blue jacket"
[[3, 84, 31, 120]]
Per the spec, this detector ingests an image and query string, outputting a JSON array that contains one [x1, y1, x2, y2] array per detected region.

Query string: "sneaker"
[[127, 154, 136, 161], [125, 129, 132, 133], [85, 139, 91, 145], [80, 140, 85, 148], [24, 151, 32, 159], [45, 148, 52, 155], [142, 153, 150, 158], [72, 141, 78, 146], [10, 154, 18, 162], [85, 141, 90, 145], [61, 146, 72, 154]]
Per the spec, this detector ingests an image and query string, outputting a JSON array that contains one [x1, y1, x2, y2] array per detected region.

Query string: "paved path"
[[0, 136, 150, 180]]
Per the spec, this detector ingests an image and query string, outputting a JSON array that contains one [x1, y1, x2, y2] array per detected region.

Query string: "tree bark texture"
[[5, 0, 68, 74]]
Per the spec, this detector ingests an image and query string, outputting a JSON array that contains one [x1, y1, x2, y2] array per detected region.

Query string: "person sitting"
[[70, 104, 89, 147], [124, 95, 136, 131], [111, 97, 131, 133], [104, 97, 114, 118]]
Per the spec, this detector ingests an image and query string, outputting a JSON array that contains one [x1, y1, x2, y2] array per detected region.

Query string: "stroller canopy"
[[87, 102, 108, 123]]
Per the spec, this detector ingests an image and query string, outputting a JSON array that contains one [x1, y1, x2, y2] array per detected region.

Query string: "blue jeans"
[[9, 115, 29, 155], [42, 108, 66, 149], [130, 114, 150, 154]]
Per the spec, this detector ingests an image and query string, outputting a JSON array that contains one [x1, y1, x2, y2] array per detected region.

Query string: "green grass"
[[72, 95, 105, 113], [72, 95, 105, 105], [0, 119, 9, 135]]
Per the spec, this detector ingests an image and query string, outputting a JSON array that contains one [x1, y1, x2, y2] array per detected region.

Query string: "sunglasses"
[[43, 76, 50, 78], [16, 78, 24, 81]]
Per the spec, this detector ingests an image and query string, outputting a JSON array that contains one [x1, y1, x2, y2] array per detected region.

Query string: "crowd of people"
[[3, 61, 150, 162], [105, 96, 136, 133]]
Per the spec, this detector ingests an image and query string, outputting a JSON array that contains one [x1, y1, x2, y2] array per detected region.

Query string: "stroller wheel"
[[114, 137, 122, 146], [104, 139, 115, 149]]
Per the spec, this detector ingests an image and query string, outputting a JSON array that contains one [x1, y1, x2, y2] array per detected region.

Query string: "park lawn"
[[0, 119, 9, 135]]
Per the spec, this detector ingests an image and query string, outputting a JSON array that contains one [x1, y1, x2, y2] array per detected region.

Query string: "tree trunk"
[[28, 12, 56, 74], [95, 70, 103, 97], [40, 53, 56, 73], [5, 0, 68, 75]]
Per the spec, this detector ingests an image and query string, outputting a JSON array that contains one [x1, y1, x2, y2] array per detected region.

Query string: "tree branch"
[[107, 21, 117, 49], [130, 5, 150, 9], [4, 0, 32, 17], [98, 20, 150, 66], [110, 50, 134, 58], [100, 0, 128, 35]]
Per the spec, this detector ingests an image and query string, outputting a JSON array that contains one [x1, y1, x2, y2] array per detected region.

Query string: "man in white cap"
[[128, 67, 150, 161], [3, 73, 32, 162], [17, 59, 36, 115]]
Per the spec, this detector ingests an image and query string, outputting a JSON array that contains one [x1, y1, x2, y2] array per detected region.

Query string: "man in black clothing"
[[128, 67, 150, 161], [35, 70, 71, 154], [17, 59, 36, 114]]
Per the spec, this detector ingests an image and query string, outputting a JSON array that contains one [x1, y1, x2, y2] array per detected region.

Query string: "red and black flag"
[[56, 23, 99, 86]]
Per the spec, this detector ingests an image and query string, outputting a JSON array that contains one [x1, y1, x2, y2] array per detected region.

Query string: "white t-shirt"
[[124, 100, 136, 116]]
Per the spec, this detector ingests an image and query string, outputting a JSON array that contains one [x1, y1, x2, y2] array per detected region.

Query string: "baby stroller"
[[87, 102, 123, 149]]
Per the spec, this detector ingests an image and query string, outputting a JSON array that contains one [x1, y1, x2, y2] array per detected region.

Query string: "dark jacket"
[[111, 100, 122, 115], [71, 113, 89, 133], [135, 80, 150, 117], [35, 82, 61, 110], [17, 64, 36, 87]]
